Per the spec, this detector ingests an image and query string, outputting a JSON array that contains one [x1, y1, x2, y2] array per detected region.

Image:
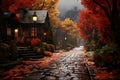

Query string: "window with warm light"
[[14, 29, 18, 33], [43, 32, 47, 36]]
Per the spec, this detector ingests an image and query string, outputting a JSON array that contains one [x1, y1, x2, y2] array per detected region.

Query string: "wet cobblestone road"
[[21, 50, 90, 80]]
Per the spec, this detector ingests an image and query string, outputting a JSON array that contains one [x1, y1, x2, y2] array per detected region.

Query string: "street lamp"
[[32, 11, 38, 37]]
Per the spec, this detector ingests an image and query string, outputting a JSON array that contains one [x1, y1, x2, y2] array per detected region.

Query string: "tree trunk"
[[111, 0, 120, 47]]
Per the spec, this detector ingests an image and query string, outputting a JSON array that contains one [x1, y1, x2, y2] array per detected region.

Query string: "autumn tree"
[[0, 0, 36, 22], [78, 9, 104, 50], [81, 0, 120, 47], [1, 0, 36, 13], [61, 18, 80, 47], [62, 18, 79, 37], [78, 9, 95, 40]]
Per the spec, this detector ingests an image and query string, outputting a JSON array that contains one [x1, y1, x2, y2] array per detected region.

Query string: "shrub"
[[94, 44, 120, 69], [35, 42, 55, 56], [34, 42, 45, 55], [84, 40, 96, 51]]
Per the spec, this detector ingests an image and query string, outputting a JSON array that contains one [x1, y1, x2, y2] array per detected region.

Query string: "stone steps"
[[18, 47, 44, 59]]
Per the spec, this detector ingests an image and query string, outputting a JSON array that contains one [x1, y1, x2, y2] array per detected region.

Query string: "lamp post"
[[32, 11, 38, 37]]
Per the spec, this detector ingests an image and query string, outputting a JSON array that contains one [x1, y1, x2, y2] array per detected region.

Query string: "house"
[[0, 10, 54, 45], [0, 10, 54, 61]]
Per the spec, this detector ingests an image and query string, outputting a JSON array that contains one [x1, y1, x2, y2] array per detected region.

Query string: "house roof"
[[20, 10, 48, 23]]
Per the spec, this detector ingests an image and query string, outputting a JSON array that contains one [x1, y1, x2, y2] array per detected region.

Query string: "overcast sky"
[[58, 0, 84, 15]]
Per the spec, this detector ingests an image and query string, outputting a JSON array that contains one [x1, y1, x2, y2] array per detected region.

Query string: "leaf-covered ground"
[[84, 51, 120, 80], [1, 52, 63, 80]]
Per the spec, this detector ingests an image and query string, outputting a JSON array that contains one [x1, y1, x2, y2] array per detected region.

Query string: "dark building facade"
[[0, 10, 54, 44]]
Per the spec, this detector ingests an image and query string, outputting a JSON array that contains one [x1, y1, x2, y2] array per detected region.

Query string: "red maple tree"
[[79, 0, 120, 45], [78, 9, 96, 41]]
